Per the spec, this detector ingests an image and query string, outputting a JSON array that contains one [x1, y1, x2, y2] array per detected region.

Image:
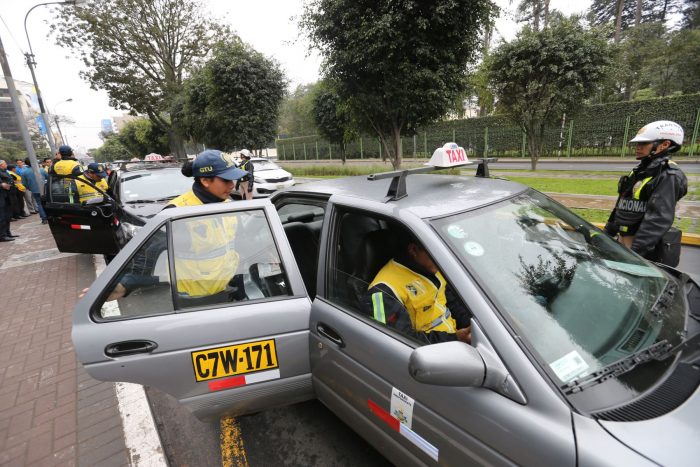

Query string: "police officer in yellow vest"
[[604, 121, 688, 264], [366, 233, 472, 344], [76, 163, 109, 204], [50, 145, 81, 177], [103, 150, 248, 302]]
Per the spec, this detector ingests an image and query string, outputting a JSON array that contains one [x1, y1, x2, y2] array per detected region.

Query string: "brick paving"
[[0, 215, 130, 467]]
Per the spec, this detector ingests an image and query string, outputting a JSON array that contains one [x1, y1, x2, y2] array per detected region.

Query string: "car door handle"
[[317, 323, 344, 347], [105, 340, 158, 357]]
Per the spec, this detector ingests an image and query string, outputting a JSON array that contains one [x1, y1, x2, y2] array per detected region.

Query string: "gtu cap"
[[87, 163, 108, 178], [193, 150, 247, 181]]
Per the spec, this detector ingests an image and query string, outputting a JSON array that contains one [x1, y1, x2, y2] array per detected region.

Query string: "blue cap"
[[87, 162, 108, 178], [193, 150, 247, 181], [58, 145, 73, 156]]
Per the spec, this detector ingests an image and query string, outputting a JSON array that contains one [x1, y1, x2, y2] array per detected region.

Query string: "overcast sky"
[[1, 0, 591, 151]]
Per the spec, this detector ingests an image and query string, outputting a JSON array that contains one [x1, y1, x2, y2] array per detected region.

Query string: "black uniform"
[[0, 168, 15, 238], [606, 154, 688, 261]]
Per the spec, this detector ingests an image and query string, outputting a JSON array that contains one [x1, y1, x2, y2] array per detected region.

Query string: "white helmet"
[[629, 120, 684, 152], [239, 149, 252, 159]]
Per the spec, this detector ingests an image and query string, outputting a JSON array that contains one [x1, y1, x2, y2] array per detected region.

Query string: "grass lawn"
[[571, 208, 698, 235], [504, 177, 619, 196]]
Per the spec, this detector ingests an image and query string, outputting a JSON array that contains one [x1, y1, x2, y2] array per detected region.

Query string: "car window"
[[94, 210, 292, 320], [120, 169, 192, 203], [328, 209, 471, 346], [277, 203, 324, 224], [97, 226, 174, 319], [252, 160, 280, 171], [48, 174, 106, 205]]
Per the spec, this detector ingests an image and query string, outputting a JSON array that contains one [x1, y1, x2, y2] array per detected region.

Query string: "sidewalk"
[[0, 216, 150, 466]]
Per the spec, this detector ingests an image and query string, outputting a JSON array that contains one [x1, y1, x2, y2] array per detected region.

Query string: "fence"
[[276, 107, 700, 161]]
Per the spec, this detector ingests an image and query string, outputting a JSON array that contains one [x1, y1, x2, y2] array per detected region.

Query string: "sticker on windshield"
[[602, 260, 664, 278], [550, 350, 589, 383], [446, 224, 467, 239], [463, 241, 484, 257], [390, 387, 414, 428]]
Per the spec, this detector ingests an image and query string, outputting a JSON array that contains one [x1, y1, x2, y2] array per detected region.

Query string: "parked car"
[[72, 144, 699, 466], [249, 157, 295, 197], [44, 161, 192, 255]]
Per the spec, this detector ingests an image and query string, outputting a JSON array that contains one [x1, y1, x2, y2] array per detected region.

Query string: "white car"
[[249, 158, 295, 197]]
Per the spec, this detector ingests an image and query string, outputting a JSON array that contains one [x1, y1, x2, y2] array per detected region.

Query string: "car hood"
[[598, 382, 700, 466], [122, 202, 165, 223], [256, 168, 292, 180]]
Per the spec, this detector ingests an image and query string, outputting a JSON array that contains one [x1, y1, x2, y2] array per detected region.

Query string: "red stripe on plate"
[[208, 375, 246, 392], [367, 399, 400, 432]]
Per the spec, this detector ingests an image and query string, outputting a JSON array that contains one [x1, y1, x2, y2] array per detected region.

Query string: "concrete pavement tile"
[[76, 416, 121, 443], [32, 400, 76, 427], [53, 432, 77, 453], [78, 438, 129, 467], [26, 429, 53, 464], [53, 412, 77, 439], [0, 439, 27, 465]]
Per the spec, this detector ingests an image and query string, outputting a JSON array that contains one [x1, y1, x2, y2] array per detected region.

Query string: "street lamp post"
[[24, 0, 85, 155], [53, 98, 72, 145]]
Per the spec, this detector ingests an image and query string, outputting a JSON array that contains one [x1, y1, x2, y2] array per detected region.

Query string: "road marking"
[[220, 416, 248, 467], [94, 255, 167, 466]]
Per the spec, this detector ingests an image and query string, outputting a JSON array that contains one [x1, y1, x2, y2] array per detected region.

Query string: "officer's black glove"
[[603, 222, 619, 238]]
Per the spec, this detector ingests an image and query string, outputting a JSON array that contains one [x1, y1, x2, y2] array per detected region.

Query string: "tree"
[[588, 0, 684, 42], [178, 39, 286, 151], [681, 0, 700, 29], [0, 138, 27, 160], [93, 135, 130, 162], [116, 118, 170, 156], [488, 16, 612, 169], [51, 0, 227, 158], [312, 81, 355, 163], [301, 0, 498, 169], [516, 0, 551, 31], [278, 84, 320, 138]]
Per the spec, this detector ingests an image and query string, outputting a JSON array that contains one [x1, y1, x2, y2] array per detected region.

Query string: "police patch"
[[406, 284, 418, 296]]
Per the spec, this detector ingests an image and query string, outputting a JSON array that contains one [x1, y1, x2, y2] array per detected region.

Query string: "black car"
[[44, 161, 193, 256]]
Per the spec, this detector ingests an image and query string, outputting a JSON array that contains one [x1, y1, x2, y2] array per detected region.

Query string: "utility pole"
[[0, 34, 44, 195]]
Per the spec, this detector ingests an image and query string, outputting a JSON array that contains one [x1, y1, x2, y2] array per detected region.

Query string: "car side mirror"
[[409, 341, 485, 387]]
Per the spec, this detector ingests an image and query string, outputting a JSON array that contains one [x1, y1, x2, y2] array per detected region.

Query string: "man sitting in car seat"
[[364, 232, 472, 344], [75, 163, 109, 204]]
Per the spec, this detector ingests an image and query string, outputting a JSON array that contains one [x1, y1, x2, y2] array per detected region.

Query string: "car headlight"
[[122, 221, 141, 239]]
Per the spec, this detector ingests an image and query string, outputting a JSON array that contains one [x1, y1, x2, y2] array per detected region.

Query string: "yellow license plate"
[[191, 339, 278, 382]]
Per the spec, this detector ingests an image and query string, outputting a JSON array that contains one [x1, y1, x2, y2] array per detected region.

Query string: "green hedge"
[[276, 94, 700, 160]]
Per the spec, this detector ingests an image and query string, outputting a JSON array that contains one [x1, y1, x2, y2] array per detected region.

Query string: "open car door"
[[72, 199, 314, 421], [44, 173, 123, 255]]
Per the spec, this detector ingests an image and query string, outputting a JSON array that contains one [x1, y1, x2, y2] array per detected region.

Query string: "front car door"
[[309, 195, 577, 465], [73, 199, 314, 420], [44, 173, 123, 255]]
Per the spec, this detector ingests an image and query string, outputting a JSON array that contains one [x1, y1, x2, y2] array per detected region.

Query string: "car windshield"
[[432, 190, 686, 410], [120, 169, 193, 203], [252, 160, 281, 171]]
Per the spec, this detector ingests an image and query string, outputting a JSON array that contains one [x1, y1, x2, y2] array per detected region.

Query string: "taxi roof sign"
[[426, 142, 472, 168]]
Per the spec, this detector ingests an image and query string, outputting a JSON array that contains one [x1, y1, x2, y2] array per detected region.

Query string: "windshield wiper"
[[650, 280, 678, 318], [125, 199, 157, 204], [562, 339, 673, 394]]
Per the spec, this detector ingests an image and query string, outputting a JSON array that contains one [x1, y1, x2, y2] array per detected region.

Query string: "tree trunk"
[[635, 0, 642, 26], [526, 124, 545, 171], [168, 128, 186, 160], [614, 0, 625, 44], [543, 0, 550, 29], [390, 125, 403, 170]]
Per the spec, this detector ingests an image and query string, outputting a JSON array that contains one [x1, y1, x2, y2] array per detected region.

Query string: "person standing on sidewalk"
[[237, 149, 254, 200], [23, 158, 48, 224], [7, 164, 29, 218], [604, 120, 688, 265], [0, 160, 18, 241], [16, 159, 38, 215]]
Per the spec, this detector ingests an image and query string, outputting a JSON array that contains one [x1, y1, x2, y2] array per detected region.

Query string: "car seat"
[[347, 229, 397, 311], [283, 222, 319, 298]]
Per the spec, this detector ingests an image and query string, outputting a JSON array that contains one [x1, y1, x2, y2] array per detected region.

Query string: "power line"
[[0, 14, 26, 56]]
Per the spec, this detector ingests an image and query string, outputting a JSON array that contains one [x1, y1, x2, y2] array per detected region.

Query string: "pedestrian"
[[23, 158, 48, 223], [0, 160, 19, 241], [7, 164, 29, 218], [604, 120, 688, 266], [75, 163, 109, 204], [237, 149, 254, 200], [17, 158, 38, 215]]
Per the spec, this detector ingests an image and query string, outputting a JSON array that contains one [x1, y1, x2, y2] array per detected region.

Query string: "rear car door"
[[73, 199, 314, 420], [44, 173, 123, 255]]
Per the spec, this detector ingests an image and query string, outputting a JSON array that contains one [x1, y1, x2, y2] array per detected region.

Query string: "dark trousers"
[[33, 192, 47, 220], [10, 188, 24, 218], [0, 201, 11, 237]]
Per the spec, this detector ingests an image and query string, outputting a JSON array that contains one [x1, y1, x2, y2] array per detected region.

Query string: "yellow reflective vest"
[[75, 175, 107, 203], [53, 159, 80, 175], [9, 172, 25, 192], [369, 259, 457, 334], [168, 190, 239, 298]]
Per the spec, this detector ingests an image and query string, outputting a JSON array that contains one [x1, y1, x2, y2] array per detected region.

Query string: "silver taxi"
[[73, 144, 700, 466]]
